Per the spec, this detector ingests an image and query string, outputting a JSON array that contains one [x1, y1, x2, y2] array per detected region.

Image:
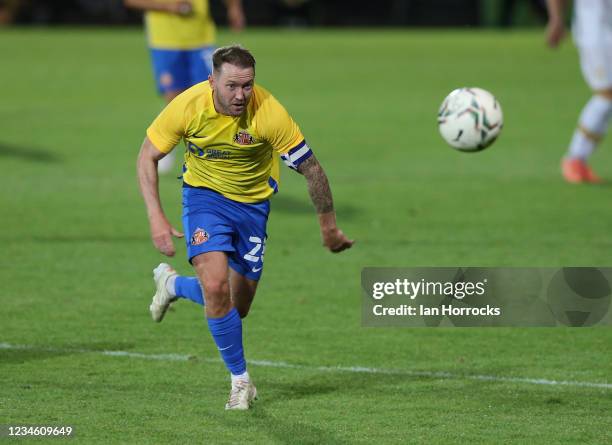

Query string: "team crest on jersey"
[[191, 228, 209, 246], [233, 131, 255, 145]]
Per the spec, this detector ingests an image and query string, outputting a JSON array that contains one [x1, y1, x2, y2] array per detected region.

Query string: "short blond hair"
[[212, 45, 256, 74]]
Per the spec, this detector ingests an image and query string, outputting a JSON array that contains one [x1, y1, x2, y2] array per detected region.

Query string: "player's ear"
[[208, 74, 214, 89]]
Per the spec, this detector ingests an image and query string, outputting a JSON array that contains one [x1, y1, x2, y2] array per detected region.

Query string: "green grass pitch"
[[1, 28, 611, 443]]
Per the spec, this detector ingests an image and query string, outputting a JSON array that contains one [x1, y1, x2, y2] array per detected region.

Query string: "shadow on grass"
[[214, 373, 412, 444], [261, 376, 342, 402], [28, 235, 149, 243], [0, 143, 62, 163], [250, 408, 353, 445], [0, 341, 137, 365], [271, 194, 360, 217], [1, 349, 77, 365]]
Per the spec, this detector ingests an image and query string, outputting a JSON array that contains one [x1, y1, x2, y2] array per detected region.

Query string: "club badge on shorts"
[[191, 227, 209, 246]]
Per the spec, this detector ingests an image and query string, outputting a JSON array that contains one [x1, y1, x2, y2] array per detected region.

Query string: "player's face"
[[209, 63, 255, 116]]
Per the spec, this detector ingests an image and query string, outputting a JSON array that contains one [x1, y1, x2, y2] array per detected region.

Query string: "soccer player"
[[546, 0, 612, 183], [136, 45, 354, 410], [125, 0, 245, 173]]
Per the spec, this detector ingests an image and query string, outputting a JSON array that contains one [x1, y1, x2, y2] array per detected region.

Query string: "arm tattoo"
[[297, 155, 334, 214]]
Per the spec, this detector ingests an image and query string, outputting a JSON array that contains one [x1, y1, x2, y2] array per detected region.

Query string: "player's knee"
[[594, 89, 612, 103], [597, 88, 612, 99], [203, 279, 230, 299], [203, 281, 232, 317]]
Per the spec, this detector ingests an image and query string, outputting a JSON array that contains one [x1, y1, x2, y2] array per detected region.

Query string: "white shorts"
[[573, 0, 612, 90], [577, 45, 612, 91]]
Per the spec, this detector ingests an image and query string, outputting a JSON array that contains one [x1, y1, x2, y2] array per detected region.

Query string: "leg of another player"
[[563, 88, 612, 183]]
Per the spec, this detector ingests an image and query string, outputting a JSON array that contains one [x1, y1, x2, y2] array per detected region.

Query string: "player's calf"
[[230, 273, 258, 318], [565, 92, 612, 171], [233, 300, 253, 319]]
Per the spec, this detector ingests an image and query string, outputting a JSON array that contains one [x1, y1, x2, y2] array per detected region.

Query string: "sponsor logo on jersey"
[[187, 142, 230, 159], [191, 228, 209, 246], [205, 148, 231, 159]]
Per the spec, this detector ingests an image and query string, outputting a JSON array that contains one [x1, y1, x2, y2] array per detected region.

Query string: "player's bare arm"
[[298, 154, 333, 213], [546, 0, 567, 48], [124, 0, 193, 16], [224, 0, 245, 32], [137, 137, 184, 257], [297, 155, 354, 253]]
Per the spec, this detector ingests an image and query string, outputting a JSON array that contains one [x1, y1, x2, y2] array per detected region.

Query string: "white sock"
[[165, 275, 177, 297], [568, 95, 612, 160], [231, 371, 250, 385], [568, 130, 596, 160]]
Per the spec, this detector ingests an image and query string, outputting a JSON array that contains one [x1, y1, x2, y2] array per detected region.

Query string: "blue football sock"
[[206, 308, 246, 375], [175, 276, 205, 306]]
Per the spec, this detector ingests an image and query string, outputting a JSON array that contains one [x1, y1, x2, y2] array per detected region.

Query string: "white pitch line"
[[1, 342, 610, 390]]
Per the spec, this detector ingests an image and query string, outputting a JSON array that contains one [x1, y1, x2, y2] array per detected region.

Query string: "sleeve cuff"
[[280, 140, 312, 171], [146, 126, 176, 154]]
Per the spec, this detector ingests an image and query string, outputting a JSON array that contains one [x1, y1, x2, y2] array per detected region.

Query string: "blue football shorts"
[[182, 185, 269, 281], [150, 46, 214, 94]]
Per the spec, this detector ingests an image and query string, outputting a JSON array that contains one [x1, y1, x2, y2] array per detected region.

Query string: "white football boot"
[[149, 263, 178, 322], [225, 380, 257, 410]]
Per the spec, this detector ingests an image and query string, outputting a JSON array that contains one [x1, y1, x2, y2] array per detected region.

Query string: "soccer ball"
[[437, 87, 503, 152]]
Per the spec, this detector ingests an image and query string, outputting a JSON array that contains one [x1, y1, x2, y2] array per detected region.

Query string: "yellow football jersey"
[[145, 0, 215, 49], [147, 82, 308, 203]]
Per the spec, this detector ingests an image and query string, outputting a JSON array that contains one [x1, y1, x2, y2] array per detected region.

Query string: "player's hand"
[[546, 19, 565, 48], [321, 226, 354, 253], [227, 4, 245, 32], [150, 215, 184, 257], [168, 1, 193, 16]]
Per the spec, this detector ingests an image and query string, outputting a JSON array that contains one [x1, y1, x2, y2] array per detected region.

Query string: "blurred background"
[[0, 0, 549, 28], [4, 0, 612, 443]]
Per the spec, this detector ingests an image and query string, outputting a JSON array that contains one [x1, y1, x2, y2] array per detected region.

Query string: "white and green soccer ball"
[[437, 87, 503, 152]]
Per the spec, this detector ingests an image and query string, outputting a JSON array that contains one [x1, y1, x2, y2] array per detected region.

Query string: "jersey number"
[[243, 236, 266, 263]]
